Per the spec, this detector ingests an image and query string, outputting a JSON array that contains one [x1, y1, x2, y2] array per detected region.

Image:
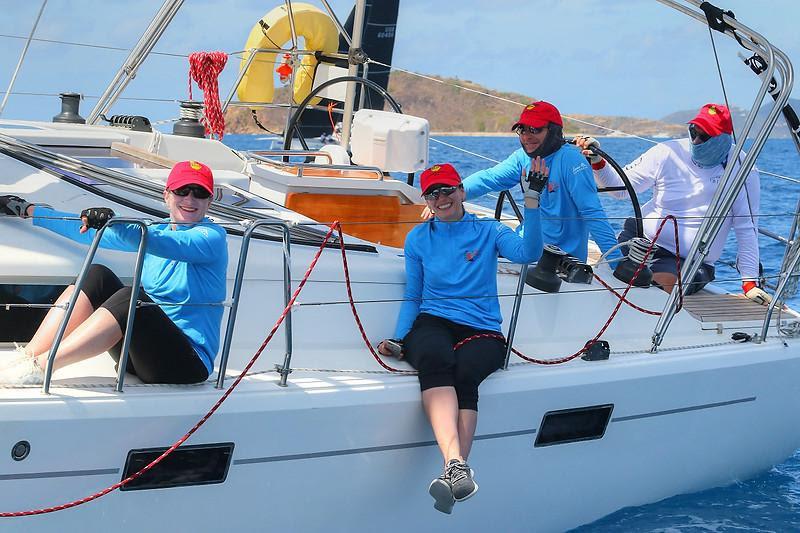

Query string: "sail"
[[296, 0, 400, 140]]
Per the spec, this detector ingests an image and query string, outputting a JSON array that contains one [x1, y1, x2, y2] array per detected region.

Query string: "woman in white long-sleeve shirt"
[[576, 103, 769, 304]]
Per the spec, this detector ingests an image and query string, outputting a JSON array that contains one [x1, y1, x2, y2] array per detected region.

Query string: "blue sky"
[[1, 0, 798, 123]]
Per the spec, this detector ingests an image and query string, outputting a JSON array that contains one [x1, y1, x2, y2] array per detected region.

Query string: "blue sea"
[[224, 133, 800, 531]]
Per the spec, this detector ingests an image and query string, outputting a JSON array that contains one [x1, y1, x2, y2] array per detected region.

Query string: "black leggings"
[[80, 264, 209, 384], [402, 313, 505, 411]]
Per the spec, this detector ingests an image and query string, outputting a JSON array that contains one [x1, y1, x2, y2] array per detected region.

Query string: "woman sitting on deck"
[[0, 160, 228, 385], [378, 162, 544, 513]]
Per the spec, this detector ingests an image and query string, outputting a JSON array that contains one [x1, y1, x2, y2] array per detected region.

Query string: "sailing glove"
[[0, 195, 33, 218], [575, 136, 604, 166], [743, 281, 772, 306], [80, 207, 116, 230], [521, 157, 549, 208]]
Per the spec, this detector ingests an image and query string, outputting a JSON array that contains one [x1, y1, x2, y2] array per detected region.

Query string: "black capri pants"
[[81, 264, 209, 384], [402, 313, 505, 411]]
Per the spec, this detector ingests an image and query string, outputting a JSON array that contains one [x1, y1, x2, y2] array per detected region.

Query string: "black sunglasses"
[[516, 125, 547, 136], [688, 123, 711, 143], [171, 185, 212, 199], [423, 185, 460, 201]]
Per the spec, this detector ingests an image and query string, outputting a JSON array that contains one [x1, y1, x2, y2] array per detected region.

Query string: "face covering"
[[690, 133, 732, 168], [522, 124, 565, 159]]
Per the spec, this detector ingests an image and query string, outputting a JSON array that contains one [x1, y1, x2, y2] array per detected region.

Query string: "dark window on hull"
[[121, 443, 234, 491], [535, 404, 614, 447], [0, 285, 66, 342]]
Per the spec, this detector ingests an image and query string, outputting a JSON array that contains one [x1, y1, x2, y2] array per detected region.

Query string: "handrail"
[[42, 218, 148, 394], [503, 264, 529, 369], [216, 220, 293, 388], [248, 150, 333, 164], [87, 0, 183, 124], [493, 190, 524, 223], [248, 152, 385, 180], [652, 0, 794, 350]]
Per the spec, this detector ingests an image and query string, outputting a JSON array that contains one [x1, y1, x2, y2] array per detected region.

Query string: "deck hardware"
[[52, 92, 85, 124], [732, 332, 753, 343], [11, 441, 30, 461], [526, 244, 565, 293], [581, 340, 610, 361], [120, 443, 234, 491], [535, 404, 614, 447]]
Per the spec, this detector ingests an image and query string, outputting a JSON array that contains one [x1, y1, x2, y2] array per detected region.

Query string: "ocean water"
[[224, 133, 800, 531]]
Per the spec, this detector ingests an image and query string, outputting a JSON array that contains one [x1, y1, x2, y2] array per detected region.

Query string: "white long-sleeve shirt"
[[593, 138, 761, 280]]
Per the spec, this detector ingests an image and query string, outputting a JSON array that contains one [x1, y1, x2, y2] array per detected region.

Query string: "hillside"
[[224, 71, 687, 137]]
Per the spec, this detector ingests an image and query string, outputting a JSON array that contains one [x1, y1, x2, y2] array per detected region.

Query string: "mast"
[[340, 0, 367, 148]]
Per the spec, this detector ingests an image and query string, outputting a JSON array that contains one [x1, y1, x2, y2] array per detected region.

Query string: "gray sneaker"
[[446, 459, 478, 501], [428, 474, 455, 514]]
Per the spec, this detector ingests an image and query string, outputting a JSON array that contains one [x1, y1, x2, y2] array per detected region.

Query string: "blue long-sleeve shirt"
[[34, 207, 228, 374], [393, 208, 542, 339], [462, 144, 621, 262]]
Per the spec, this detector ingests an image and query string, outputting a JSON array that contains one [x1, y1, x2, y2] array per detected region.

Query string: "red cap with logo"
[[420, 163, 461, 194], [512, 101, 563, 130], [688, 103, 733, 136], [166, 160, 214, 194]]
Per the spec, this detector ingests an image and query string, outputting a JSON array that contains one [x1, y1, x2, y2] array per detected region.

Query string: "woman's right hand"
[[420, 206, 434, 220], [377, 339, 404, 359], [0, 195, 33, 218]]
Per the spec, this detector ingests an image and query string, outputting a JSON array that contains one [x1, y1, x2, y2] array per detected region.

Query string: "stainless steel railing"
[[652, 0, 795, 349], [216, 220, 294, 388], [42, 218, 148, 394]]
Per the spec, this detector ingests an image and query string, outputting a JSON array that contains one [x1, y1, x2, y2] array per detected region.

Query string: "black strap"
[[699, 2, 745, 46]]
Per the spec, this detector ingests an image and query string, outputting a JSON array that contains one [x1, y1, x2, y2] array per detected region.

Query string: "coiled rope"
[[188, 51, 228, 139]]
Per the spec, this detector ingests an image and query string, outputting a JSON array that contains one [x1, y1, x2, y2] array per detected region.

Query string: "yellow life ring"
[[238, 3, 339, 105]]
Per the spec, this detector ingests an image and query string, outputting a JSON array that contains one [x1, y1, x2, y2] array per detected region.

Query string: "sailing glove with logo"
[[80, 207, 116, 230], [0, 195, 33, 217], [743, 281, 772, 306]]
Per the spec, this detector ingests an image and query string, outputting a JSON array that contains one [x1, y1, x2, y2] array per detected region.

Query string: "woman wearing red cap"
[[576, 103, 768, 302], [460, 100, 622, 265], [0, 160, 228, 385], [379, 162, 544, 513]]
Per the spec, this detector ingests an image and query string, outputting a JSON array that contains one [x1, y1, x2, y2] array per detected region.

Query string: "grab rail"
[[42, 218, 148, 394], [216, 220, 293, 388], [248, 152, 385, 180], [248, 150, 333, 164]]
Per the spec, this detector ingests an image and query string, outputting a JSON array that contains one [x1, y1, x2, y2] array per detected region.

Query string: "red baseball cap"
[[688, 103, 733, 136], [420, 163, 461, 194], [512, 101, 563, 130], [166, 160, 214, 194]]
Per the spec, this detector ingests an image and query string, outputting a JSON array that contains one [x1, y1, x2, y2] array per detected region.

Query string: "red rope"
[[327, 101, 337, 132], [334, 225, 416, 374], [188, 51, 228, 139], [511, 215, 681, 365], [591, 215, 684, 315], [0, 223, 340, 517]]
